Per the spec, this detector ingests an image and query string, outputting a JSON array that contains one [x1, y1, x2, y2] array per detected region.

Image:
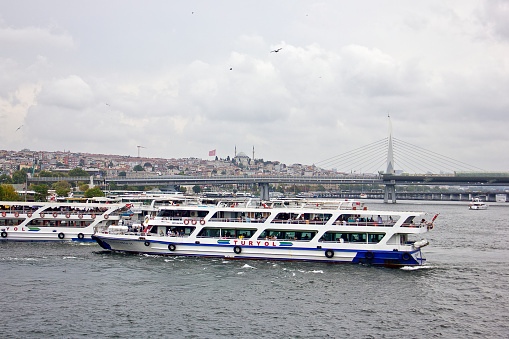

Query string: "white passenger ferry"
[[0, 200, 128, 241], [93, 198, 437, 267]]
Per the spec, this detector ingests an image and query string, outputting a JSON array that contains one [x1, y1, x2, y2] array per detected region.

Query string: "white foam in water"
[[242, 264, 256, 269], [311, 270, 324, 274], [400, 265, 436, 271]]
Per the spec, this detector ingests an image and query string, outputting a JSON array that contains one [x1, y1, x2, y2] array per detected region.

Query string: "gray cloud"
[[1, 1, 508, 171]]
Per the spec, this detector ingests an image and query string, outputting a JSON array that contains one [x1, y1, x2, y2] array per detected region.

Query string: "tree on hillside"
[[68, 168, 90, 176], [133, 165, 144, 171], [0, 174, 13, 184], [79, 183, 89, 191], [12, 170, 28, 184], [0, 184, 20, 201], [52, 181, 71, 197], [38, 170, 67, 177], [118, 171, 126, 177], [192, 185, 201, 194], [84, 186, 104, 198], [30, 184, 49, 201]]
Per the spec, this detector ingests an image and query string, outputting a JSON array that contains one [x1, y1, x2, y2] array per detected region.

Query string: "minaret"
[[235, 145, 237, 157], [252, 145, 255, 161], [386, 114, 395, 174]]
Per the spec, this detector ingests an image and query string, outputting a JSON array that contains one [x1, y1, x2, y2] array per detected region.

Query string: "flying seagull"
[[16, 125, 23, 131], [270, 48, 283, 53]]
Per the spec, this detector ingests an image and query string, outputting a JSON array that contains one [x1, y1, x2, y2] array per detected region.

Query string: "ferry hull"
[[1, 228, 95, 242], [93, 235, 425, 267]]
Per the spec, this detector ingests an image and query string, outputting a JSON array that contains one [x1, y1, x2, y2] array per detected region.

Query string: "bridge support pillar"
[[384, 184, 396, 204], [259, 183, 270, 201]]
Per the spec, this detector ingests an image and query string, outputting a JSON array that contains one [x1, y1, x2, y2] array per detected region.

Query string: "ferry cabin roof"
[[153, 205, 420, 226]]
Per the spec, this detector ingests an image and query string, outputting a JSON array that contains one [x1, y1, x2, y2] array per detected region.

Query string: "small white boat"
[[469, 198, 488, 210], [93, 198, 437, 267]]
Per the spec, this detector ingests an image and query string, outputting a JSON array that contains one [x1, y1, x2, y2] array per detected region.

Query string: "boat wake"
[[400, 265, 436, 271]]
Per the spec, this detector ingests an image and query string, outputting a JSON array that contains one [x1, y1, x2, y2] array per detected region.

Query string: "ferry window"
[[273, 213, 300, 221], [302, 213, 332, 222], [368, 233, 385, 243], [258, 229, 317, 240], [164, 226, 196, 235], [197, 228, 220, 238], [237, 229, 256, 238], [320, 232, 378, 243], [403, 216, 415, 224], [349, 233, 366, 243], [320, 232, 344, 242]]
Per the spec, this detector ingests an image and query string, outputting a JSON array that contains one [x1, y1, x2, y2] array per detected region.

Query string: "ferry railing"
[[270, 219, 328, 225], [207, 217, 265, 224], [335, 221, 395, 227], [400, 222, 428, 228]]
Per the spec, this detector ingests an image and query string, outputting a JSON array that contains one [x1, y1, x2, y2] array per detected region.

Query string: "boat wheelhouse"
[[0, 201, 128, 241], [468, 198, 488, 210], [93, 198, 436, 267]]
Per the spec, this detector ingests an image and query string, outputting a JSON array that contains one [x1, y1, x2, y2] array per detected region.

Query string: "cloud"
[[1, 1, 509, 171]]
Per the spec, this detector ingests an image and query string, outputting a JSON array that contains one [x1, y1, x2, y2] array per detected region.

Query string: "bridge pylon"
[[384, 115, 397, 203]]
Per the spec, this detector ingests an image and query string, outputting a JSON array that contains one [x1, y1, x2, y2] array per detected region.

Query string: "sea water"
[[0, 201, 508, 338]]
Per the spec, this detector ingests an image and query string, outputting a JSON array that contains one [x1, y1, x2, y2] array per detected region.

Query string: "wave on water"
[[241, 264, 256, 269], [62, 256, 77, 259], [5, 257, 39, 261], [400, 265, 437, 271]]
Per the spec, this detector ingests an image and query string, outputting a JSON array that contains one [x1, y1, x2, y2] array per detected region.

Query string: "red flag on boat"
[[209, 149, 216, 156], [431, 213, 439, 222]]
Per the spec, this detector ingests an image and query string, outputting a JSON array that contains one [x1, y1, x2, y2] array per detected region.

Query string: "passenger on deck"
[[377, 215, 383, 223]]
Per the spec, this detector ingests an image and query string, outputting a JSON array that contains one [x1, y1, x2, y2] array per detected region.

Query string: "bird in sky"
[[270, 48, 283, 53], [15, 125, 23, 131]]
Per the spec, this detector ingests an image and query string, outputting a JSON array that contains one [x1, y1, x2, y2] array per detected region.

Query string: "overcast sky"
[[1, 1, 508, 173]]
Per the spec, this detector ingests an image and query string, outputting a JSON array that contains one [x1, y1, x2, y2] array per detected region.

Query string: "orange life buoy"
[[200, 219, 205, 225], [40, 213, 45, 218], [14, 212, 19, 217], [1, 212, 6, 217], [27, 212, 32, 217], [92, 214, 96, 219], [78, 214, 83, 219], [191, 219, 197, 225], [53, 212, 58, 218], [184, 219, 189, 225], [104, 214, 109, 219], [66, 213, 70, 218]]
